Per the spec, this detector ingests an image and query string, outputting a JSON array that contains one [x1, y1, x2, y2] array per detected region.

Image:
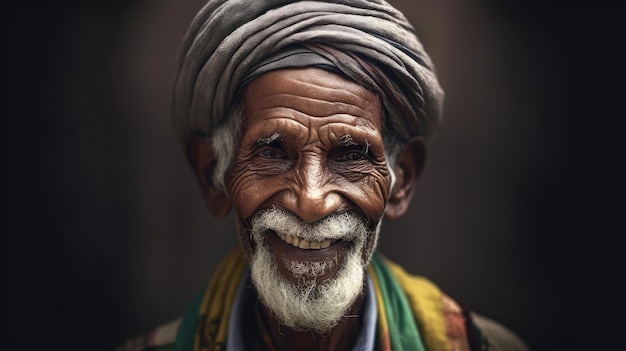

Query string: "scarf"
[[174, 246, 482, 351]]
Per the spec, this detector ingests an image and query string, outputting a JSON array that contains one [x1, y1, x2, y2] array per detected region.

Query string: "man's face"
[[225, 67, 393, 331]]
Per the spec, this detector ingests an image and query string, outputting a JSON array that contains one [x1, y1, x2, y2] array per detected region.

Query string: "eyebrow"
[[338, 134, 371, 154], [257, 132, 281, 145], [338, 134, 358, 147]]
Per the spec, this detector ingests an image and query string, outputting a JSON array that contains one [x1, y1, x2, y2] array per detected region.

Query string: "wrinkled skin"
[[188, 67, 426, 351], [230, 68, 391, 279]]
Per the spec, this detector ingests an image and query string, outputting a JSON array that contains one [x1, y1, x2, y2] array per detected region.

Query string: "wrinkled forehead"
[[242, 67, 383, 128]]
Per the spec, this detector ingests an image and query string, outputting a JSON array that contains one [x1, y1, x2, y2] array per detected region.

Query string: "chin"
[[247, 208, 377, 333], [250, 238, 366, 334]]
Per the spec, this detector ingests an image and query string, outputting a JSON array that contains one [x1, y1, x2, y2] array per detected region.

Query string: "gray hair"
[[209, 106, 242, 191]]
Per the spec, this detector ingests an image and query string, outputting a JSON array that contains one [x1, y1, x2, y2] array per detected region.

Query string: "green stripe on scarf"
[[370, 252, 427, 351], [175, 291, 203, 351]]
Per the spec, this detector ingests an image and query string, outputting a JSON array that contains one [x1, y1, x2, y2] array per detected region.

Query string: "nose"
[[282, 160, 342, 223]]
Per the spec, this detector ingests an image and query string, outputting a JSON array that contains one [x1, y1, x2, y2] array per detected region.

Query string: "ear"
[[384, 137, 427, 219], [187, 134, 231, 218]]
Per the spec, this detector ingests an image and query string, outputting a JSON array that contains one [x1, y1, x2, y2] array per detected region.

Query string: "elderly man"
[[120, 0, 529, 350]]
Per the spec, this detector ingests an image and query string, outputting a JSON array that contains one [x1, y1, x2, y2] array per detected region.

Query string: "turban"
[[173, 0, 444, 142]]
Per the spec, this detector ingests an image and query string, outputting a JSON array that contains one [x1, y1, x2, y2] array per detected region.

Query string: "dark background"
[[5, 0, 619, 350]]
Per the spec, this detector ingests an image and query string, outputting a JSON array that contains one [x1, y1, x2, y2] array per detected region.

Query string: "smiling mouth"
[[273, 231, 338, 250]]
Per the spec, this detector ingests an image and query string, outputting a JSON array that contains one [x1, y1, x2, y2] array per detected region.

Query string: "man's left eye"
[[260, 148, 283, 159], [336, 151, 367, 162]]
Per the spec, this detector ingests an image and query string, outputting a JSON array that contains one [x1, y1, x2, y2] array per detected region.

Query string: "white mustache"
[[250, 207, 369, 243]]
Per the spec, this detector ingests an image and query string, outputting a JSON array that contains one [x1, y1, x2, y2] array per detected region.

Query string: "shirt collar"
[[226, 269, 378, 351]]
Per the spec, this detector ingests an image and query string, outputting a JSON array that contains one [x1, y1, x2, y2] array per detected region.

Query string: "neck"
[[257, 294, 366, 351]]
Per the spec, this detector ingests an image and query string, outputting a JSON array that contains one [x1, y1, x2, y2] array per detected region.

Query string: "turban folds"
[[173, 0, 444, 142]]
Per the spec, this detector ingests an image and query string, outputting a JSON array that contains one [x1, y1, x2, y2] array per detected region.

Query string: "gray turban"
[[173, 0, 444, 142]]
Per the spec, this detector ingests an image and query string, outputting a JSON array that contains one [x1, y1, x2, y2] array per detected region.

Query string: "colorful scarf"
[[171, 246, 481, 351]]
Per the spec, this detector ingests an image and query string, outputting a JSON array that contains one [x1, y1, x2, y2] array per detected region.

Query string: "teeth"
[[278, 233, 337, 250]]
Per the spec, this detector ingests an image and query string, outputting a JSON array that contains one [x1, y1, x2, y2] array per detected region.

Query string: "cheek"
[[341, 168, 391, 221], [228, 165, 282, 221]]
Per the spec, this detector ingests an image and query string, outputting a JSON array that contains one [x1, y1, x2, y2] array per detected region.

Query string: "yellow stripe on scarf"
[[195, 246, 248, 351], [383, 258, 451, 351]]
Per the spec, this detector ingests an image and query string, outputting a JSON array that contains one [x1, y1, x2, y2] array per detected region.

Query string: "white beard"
[[249, 208, 375, 334]]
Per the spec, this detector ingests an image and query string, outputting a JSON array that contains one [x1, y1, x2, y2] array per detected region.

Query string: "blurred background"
[[5, 0, 619, 350]]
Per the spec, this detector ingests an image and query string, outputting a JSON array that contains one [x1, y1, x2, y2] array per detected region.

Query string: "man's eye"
[[260, 148, 283, 159], [336, 151, 367, 162]]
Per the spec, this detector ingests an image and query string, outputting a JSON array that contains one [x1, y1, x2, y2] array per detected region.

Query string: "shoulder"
[[115, 318, 182, 351], [379, 255, 530, 351], [470, 313, 531, 351]]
